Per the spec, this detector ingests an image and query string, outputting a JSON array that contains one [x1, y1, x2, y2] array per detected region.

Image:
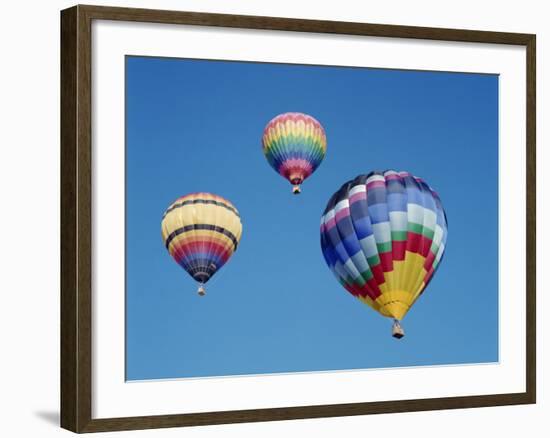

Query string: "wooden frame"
[[60, 4, 536, 433]]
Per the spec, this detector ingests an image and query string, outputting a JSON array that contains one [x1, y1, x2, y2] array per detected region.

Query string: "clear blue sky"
[[125, 56, 499, 381]]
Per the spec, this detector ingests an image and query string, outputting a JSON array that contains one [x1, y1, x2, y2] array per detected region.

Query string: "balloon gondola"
[[161, 192, 243, 296], [320, 170, 448, 338]]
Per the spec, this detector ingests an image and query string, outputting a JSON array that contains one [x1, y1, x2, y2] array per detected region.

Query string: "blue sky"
[[125, 56, 499, 381]]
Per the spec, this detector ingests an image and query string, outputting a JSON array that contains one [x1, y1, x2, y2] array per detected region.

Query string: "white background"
[[0, 0, 546, 437]]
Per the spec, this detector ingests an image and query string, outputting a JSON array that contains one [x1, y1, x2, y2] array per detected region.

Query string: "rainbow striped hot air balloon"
[[161, 193, 242, 296], [320, 171, 448, 338], [262, 112, 327, 194]]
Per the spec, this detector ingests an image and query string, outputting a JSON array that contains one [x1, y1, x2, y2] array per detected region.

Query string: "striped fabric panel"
[[163, 197, 240, 218], [164, 224, 239, 251]]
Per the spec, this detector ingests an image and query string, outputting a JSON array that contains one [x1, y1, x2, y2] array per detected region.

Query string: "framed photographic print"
[[60, 4, 536, 433]]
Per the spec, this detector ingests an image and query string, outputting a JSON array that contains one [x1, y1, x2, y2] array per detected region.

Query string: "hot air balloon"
[[262, 112, 327, 194], [320, 171, 448, 338], [161, 192, 242, 296]]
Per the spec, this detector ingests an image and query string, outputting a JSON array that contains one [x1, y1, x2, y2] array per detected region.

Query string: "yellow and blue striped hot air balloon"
[[320, 171, 448, 338], [161, 193, 242, 296], [262, 112, 327, 194]]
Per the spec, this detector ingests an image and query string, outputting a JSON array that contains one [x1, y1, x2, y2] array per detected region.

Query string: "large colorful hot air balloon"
[[161, 192, 243, 296], [262, 112, 327, 194], [320, 171, 448, 338]]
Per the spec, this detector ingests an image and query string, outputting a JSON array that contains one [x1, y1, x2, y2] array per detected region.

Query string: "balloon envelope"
[[262, 112, 327, 194], [320, 171, 448, 321], [161, 193, 242, 289]]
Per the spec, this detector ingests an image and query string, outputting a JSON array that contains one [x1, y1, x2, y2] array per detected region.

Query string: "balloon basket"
[[197, 285, 206, 296], [392, 319, 405, 339], [292, 185, 301, 195]]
